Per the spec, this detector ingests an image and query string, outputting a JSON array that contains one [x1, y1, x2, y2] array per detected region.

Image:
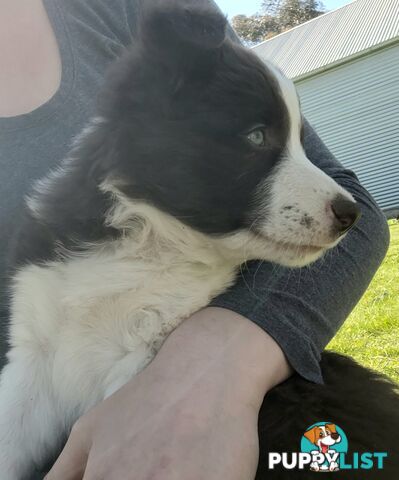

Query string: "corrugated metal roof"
[[253, 0, 399, 79]]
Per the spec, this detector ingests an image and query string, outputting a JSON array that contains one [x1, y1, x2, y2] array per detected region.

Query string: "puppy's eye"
[[247, 128, 265, 147]]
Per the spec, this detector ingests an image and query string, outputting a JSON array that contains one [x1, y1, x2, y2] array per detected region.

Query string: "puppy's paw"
[[329, 461, 339, 471], [310, 461, 320, 471]]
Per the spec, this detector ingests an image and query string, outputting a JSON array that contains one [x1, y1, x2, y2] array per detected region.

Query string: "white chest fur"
[[8, 222, 237, 410], [0, 201, 247, 479]]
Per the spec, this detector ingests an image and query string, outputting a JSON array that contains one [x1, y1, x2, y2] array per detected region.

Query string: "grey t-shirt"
[[0, 0, 389, 384], [0, 0, 136, 362]]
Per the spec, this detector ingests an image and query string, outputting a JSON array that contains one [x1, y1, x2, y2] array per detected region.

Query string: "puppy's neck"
[[100, 180, 244, 268]]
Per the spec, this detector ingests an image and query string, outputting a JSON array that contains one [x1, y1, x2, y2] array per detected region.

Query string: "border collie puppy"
[[0, 1, 367, 477]]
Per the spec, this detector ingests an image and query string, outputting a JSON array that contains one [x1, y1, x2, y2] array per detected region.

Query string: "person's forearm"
[[45, 307, 292, 480], [150, 307, 293, 411]]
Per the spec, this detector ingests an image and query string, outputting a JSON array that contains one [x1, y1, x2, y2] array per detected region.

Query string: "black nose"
[[331, 196, 361, 235], [331, 432, 339, 440]]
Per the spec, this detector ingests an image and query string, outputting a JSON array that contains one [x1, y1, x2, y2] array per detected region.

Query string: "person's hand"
[[45, 307, 292, 480]]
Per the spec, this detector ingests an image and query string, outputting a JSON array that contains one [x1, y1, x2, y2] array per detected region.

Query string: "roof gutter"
[[292, 37, 399, 83]]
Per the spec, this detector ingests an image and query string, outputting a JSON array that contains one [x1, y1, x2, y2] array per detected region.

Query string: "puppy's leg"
[[103, 342, 155, 399], [0, 356, 65, 480]]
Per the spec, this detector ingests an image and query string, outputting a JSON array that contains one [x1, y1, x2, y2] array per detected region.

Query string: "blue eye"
[[247, 128, 265, 147]]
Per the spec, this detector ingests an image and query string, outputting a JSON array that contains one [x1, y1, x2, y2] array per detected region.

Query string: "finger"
[[45, 429, 89, 480]]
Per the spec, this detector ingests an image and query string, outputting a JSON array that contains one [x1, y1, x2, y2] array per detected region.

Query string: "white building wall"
[[296, 43, 399, 212]]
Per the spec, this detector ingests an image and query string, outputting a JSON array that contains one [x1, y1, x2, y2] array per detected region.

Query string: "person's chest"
[[0, 0, 61, 117]]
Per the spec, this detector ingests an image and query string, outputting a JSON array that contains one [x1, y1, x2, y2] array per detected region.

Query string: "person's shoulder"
[[58, 0, 141, 46]]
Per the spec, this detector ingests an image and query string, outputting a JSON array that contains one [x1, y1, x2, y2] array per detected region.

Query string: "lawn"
[[328, 219, 399, 383]]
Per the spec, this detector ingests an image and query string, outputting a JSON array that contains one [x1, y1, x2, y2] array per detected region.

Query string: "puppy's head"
[[304, 424, 341, 453], [98, 0, 360, 267]]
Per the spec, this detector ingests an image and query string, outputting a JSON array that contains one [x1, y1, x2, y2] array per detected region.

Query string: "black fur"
[[256, 352, 399, 479]]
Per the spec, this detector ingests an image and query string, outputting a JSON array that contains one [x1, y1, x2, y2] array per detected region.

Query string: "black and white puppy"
[[0, 1, 365, 477]]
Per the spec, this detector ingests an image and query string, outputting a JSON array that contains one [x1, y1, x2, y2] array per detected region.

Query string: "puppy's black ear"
[[140, 0, 227, 56]]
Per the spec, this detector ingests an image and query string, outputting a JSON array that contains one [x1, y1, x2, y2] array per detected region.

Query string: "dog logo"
[[301, 422, 348, 472], [268, 421, 387, 472]]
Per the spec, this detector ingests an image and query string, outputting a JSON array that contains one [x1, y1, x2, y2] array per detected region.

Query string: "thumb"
[[45, 425, 89, 480]]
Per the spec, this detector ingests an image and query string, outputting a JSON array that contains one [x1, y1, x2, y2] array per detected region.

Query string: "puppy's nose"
[[331, 196, 361, 235], [331, 433, 340, 440]]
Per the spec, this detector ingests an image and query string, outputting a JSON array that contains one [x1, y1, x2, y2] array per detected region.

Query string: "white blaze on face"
[[255, 62, 355, 267], [317, 426, 341, 449]]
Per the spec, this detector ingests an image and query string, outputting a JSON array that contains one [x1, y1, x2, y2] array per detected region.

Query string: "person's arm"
[[45, 309, 290, 480]]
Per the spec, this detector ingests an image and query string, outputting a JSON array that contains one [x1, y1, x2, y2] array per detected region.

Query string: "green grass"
[[327, 219, 399, 383]]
